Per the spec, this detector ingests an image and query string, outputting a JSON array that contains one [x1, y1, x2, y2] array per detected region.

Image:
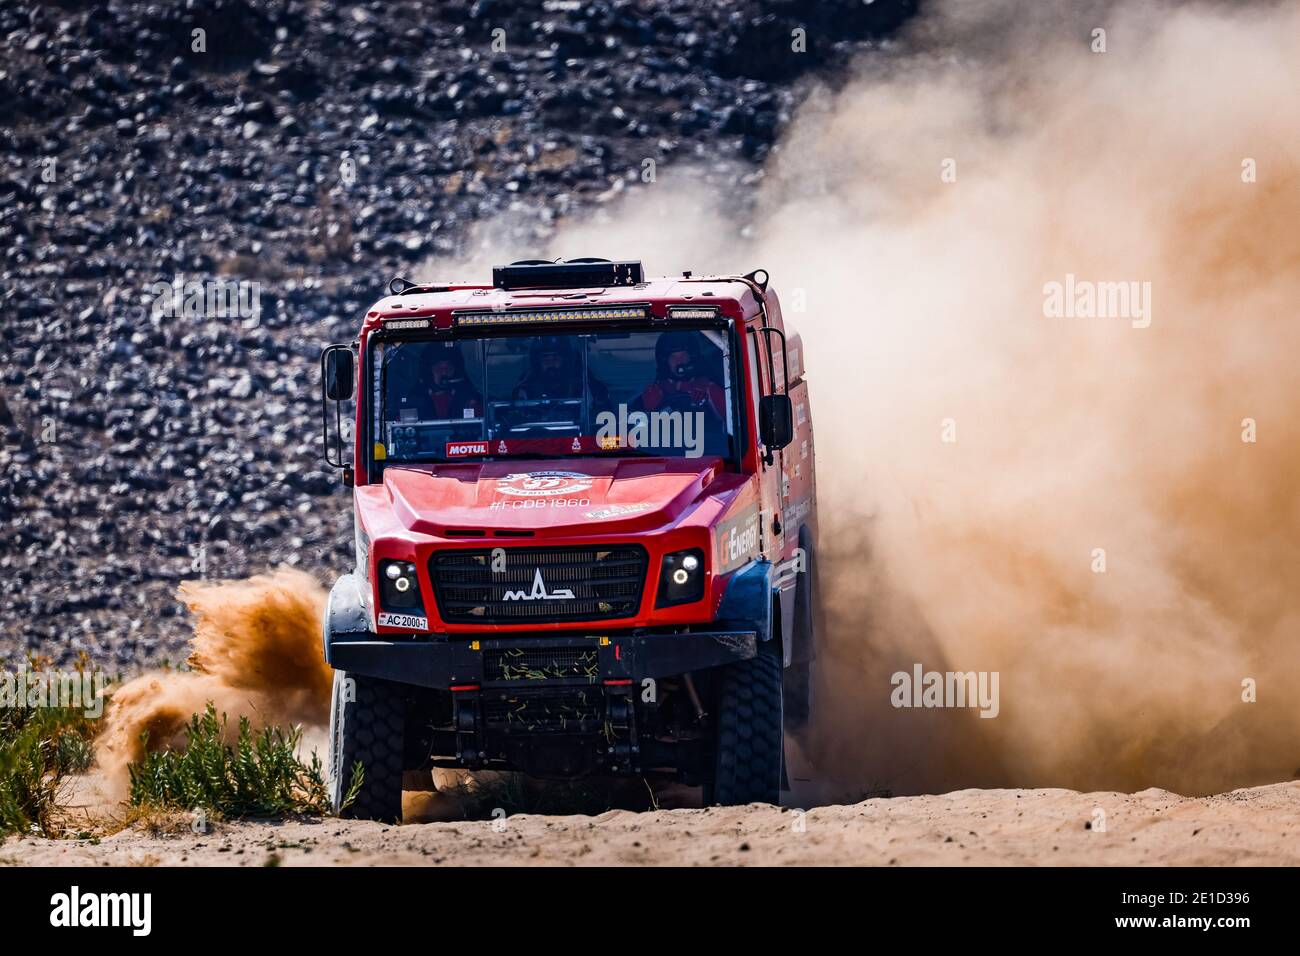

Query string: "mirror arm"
[[749, 324, 791, 465], [320, 345, 353, 470]]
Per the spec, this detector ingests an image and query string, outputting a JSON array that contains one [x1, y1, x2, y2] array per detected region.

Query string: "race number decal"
[[496, 471, 594, 498]]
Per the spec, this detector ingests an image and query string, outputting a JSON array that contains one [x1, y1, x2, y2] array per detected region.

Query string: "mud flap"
[[715, 559, 774, 645], [322, 573, 371, 667]]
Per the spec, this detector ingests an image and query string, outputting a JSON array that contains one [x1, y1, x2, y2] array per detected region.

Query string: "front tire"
[[329, 670, 407, 822], [707, 649, 783, 806]]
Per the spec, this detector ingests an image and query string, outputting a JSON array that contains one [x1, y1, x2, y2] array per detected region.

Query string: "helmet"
[[655, 331, 700, 381], [530, 335, 573, 361], [528, 335, 575, 376], [430, 340, 467, 372], [428, 340, 468, 388]]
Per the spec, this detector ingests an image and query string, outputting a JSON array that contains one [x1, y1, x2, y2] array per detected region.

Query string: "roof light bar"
[[455, 305, 650, 327], [667, 306, 722, 320], [381, 317, 432, 330]]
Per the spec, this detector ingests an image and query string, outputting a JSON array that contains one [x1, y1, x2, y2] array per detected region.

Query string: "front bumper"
[[326, 629, 758, 690]]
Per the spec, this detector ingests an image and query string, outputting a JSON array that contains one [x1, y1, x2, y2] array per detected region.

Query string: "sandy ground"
[[4, 781, 1299, 867]]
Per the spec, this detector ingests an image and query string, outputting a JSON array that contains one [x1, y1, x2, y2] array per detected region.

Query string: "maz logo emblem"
[[503, 568, 575, 601]]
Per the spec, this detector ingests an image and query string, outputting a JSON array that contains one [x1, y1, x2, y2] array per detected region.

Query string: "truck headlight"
[[379, 560, 421, 609], [656, 549, 705, 608]]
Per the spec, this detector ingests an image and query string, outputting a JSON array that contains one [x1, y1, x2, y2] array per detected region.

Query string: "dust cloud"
[[766, 0, 1300, 797], [432, 0, 1300, 796], [96, 568, 332, 797]]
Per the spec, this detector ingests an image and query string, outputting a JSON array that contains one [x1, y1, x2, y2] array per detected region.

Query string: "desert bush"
[[0, 682, 102, 836], [128, 703, 340, 817]]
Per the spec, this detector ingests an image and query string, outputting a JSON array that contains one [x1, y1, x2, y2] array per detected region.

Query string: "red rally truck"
[[319, 258, 819, 820]]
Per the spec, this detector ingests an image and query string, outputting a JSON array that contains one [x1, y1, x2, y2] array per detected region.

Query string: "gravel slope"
[[0, 0, 914, 669]]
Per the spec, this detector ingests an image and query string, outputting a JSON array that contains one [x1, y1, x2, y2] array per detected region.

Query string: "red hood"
[[381, 458, 723, 536]]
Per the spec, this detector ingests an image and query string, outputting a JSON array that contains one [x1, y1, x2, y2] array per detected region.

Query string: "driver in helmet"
[[422, 341, 482, 419], [635, 331, 726, 421], [513, 336, 610, 406]]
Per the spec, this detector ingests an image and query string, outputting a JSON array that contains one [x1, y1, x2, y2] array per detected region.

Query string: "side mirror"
[[324, 347, 354, 401], [759, 394, 794, 450]]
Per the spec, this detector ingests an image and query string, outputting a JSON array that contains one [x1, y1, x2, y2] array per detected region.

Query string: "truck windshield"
[[373, 326, 737, 462]]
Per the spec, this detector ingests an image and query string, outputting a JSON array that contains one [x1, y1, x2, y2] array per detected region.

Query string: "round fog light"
[[672, 568, 689, 586], [385, 564, 402, 580], [681, 555, 699, 572], [394, 577, 411, 593]]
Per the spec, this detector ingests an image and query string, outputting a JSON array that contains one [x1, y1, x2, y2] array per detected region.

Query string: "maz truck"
[[319, 257, 819, 821]]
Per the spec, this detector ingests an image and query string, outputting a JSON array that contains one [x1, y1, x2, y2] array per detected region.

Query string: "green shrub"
[[0, 693, 101, 836], [128, 703, 336, 817]]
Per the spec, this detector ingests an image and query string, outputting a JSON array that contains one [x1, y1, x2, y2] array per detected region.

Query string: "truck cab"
[[320, 258, 818, 820]]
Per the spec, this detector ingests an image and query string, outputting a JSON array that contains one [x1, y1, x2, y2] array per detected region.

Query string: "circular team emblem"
[[496, 471, 594, 498]]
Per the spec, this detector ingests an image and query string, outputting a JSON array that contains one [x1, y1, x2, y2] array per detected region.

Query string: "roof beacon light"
[[492, 258, 644, 291]]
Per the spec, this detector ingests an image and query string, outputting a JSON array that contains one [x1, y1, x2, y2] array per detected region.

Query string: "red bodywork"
[[348, 275, 817, 638]]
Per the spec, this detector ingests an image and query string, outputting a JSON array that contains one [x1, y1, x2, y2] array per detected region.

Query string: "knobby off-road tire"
[[329, 670, 407, 823], [709, 648, 783, 806]]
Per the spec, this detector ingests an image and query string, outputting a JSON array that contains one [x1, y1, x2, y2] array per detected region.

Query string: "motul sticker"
[[446, 441, 489, 457], [716, 506, 761, 573], [496, 471, 594, 498], [377, 613, 428, 630]]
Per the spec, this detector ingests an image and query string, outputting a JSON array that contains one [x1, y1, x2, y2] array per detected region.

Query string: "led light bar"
[[667, 306, 721, 320], [455, 305, 650, 327], [381, 317, 432, 330]]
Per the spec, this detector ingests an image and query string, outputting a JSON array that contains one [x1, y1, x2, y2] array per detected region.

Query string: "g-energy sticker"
[[716, 506, 761, 573], [377, 612, 428, 630]]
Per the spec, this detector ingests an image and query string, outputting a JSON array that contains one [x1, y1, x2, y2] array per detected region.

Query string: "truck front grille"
[[481, 690, 603, 732], [484, 646, 600, 682], [430, 545, 647, 625]]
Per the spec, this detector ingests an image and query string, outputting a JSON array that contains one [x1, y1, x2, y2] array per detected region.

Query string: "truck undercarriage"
[[332, 624, 762, 780]]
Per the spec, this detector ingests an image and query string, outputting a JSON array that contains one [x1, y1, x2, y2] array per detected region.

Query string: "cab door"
[[745, 325, 782, 557], [747, 315, 798, 663]]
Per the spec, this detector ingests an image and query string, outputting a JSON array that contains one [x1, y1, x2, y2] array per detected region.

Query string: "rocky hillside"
[[0, 0, 914, 668]]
